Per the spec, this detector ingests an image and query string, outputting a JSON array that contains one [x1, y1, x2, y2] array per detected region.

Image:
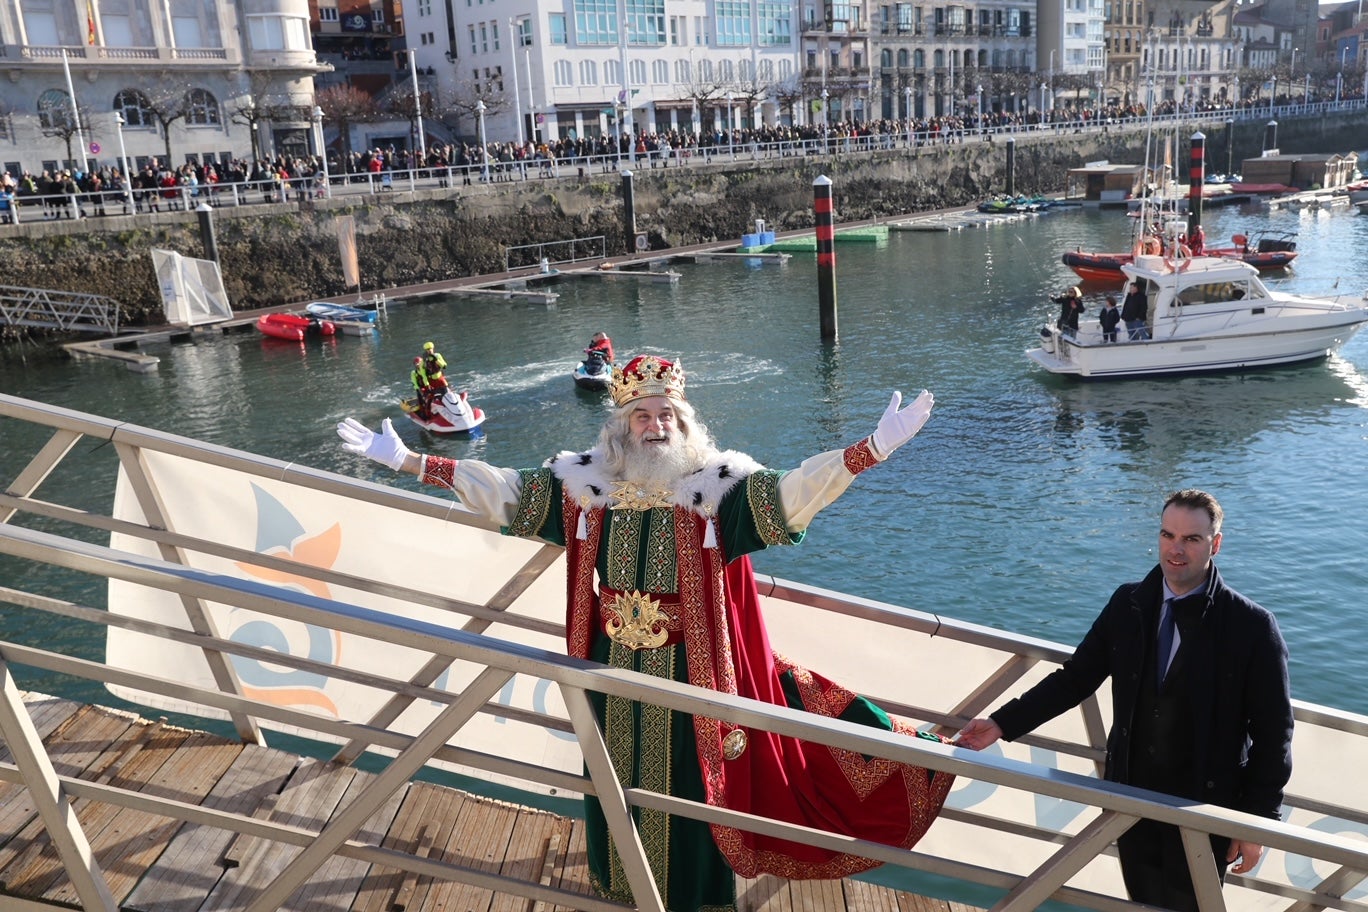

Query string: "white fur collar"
[[547, 448, 765, 514]]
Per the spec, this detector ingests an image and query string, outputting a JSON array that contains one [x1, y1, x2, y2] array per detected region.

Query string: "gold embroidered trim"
[[507, 468, 554, 538], [746, 470, 789, 546], [419, 455, 456, 489], [604, 508, 642, 590]]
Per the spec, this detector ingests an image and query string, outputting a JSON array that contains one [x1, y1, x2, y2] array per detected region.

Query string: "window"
[[247, 15, 309, 50], [720, 58, 734, 80], [897, 48, 908, 66], [319, 7, 339, 22], [579, 59, 599, 84], [492, 21, 500, 51], [699, 58, 713, 81], [625, 0, 665, 45], [37, 89, 74, 130], [758, 0, 790, 46], [373, 8, 384, 23], [716, 0, 751, 46], [549, 13, 567, 43], [914, 48, 924, 68], [670, 15, 684, 44], [630, 59, 648, 84], [417, 0, 431, 14], [185, 88, 221, 125], [469, 25, 477, 54], [554, 59, 574, 85], [575, 0, 617, 45], [653, 59, 668, 83], [759, 58, 773, 79], [113, 89, 154, 127], [480, 23, 488, 53], [881, 48, 892, 67], [778, 58, 791, 78]]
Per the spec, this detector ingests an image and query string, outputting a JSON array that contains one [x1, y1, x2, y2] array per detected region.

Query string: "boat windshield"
[[1174, 278, 1262, 306]]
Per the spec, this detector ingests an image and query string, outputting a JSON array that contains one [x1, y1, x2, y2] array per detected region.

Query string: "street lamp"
[[508, 18, 525, 146], [113, 112, 134, 212], [407, 48, 427, 163], [821, 88, 829, 132], [475, 99, 488, 181], [1339, 47, 1349, 105], [904, 85, 912, 145], [726, 91, 734, 157], [312, 105, 330, 199], [1040, 81, 1047, 117], [976, 83, 983, 136]]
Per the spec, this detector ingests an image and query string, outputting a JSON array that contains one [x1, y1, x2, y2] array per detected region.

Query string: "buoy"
[[1232, 233, 1247, 247], [1177, 244, 1192, 257]]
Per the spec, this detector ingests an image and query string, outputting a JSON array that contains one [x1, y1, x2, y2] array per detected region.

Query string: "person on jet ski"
[[421, 342, 448, 394], [410, 357, 433, 415], [585, 331, 615, 365]]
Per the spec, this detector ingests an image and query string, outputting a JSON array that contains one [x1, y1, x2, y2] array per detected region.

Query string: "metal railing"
[[2, 100, 1363, 232], [0, 285, 120, 334], [2, 391, 1368, 912]]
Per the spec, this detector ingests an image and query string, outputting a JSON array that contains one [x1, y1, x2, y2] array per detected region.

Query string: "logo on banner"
[[230, 483, 344, 715]]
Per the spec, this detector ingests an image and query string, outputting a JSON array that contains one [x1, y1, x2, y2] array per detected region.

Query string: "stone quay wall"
[[1, 110, 1363, 331]]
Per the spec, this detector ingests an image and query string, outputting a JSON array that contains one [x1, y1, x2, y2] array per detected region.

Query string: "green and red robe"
[[420, 440, 953, 912]]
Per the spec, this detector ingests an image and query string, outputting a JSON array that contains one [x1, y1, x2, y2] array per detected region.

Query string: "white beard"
[[621, 435, 702, 488]]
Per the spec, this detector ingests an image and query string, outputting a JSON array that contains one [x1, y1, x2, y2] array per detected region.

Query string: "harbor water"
[[3, 200, 1368, 721]]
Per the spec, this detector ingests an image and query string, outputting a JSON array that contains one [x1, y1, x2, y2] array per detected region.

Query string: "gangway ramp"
[[0, 285, 121, 335]]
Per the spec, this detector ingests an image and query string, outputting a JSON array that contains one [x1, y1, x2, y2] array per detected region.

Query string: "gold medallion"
[[722, 728, 748, 760]]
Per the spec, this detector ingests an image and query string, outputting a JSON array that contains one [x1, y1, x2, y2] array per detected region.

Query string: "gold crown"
[[610, 355, 686, 408]]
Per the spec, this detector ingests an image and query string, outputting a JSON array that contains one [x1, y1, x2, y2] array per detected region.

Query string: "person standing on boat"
[[957, 489, 1293, 912], [421, 342, 448, 395], [1121, 281, 1150, 340], [336, 355, 954, 912], [1099, 294, 1121, 343], [585, 331, 615, 363], [1053, 286, 1085, 338]]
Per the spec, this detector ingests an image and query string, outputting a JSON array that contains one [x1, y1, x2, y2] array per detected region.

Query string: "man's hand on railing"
[[1227, 839, 1264, 875], [955, 717, 1002, 750]]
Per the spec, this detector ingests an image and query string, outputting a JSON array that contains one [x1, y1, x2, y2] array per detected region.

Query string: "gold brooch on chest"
[[604, 590, 673, 650], [609, 480, 674, 511]]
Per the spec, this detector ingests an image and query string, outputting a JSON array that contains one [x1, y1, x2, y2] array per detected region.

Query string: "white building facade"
[[0, 0, 326, 179]]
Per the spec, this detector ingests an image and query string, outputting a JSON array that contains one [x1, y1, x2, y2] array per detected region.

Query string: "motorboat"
[[400, 388, 487, 434], [256, 312, 336, 341], [1027, 254, 1368, 379], [1062, 231, 1297, 283], [572, 349, 612, 391], [305, 301, 378, 324]]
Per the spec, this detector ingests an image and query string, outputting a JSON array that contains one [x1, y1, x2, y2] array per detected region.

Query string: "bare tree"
[[315, 83, 381, 163], [435, 79, 509, 143], [40, 97, 99, 170], [770, 75, 806, 126], [677, 63, 728, 134], [142, 79, 195, 168]]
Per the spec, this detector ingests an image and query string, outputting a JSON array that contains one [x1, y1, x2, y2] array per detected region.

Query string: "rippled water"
[[3, 200, 1368, 716]]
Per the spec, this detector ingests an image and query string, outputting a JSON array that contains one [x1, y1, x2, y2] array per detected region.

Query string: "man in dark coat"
[[957, 489, 1293, 912], [1121, 280, 1150, 340]]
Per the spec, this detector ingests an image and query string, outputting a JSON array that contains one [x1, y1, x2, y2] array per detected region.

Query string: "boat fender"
[[1177, 244, 1192, 257], [1141, 236, 1161, 256]]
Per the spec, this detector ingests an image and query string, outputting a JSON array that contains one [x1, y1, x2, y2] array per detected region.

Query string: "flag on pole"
[[87, 0, 97, 44]]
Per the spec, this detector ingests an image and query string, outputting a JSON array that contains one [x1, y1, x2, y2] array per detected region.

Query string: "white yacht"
[[1027, 254, 1368, 379]]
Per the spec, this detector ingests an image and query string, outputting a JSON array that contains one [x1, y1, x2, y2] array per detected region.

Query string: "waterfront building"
[[1035, 0, 1106, 109], [0, 0, 329, 179], [1132, 0, 1240, 107]]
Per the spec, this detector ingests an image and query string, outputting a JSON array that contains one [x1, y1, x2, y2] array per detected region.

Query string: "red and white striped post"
[[814, 175, 838, 340], [1186, 131, 1206, 246]]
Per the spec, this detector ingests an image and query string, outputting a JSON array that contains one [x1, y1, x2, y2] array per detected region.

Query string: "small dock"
[[0, 693, 982, 912]]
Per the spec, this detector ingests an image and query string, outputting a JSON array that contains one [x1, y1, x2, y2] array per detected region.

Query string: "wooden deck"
[[0, 694, 984, 912]]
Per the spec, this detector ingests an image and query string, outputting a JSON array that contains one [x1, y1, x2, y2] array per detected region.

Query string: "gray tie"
[[1157, 598, 1177, 682]]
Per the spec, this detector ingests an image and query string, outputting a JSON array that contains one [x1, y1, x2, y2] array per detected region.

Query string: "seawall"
[[1, 109, 1363, 329]]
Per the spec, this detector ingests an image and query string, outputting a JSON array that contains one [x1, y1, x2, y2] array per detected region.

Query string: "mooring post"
[[813, 175, 838, 341], [1263, 119, 1278, 154], [1187, 131, 1205, 243], [1005, 136, 1016, 197], [620, 169, 637, 255], [196, 202, 219, 265]]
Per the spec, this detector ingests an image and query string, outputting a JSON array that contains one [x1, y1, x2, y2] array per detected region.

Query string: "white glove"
[[336, 417, 412, 472], [869, 390, 934, 460]]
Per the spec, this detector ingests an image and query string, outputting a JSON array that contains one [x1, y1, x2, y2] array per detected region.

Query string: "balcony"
[[8, 43, 240, 65]]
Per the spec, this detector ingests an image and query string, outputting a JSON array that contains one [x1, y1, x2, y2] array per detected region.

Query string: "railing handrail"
[[3, 391, 1368, 912]]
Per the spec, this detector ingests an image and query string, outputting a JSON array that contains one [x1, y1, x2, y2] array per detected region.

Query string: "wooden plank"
[[393, 784, 468, 912], [843, 877, 900, 912], [0, 695, 83, 853], [16, 717, 190, 897], [739, 873, 793, 912], [489, 805, 559, 912], [424, 793, 520, 912], [547, 815, 592, 912], [350, 781, 460, 912], [289, 770, 408, 912], [199, 759, 360, 912], [788, 876, 845, 912], [0, 704, 141, 889], [47, 728, 244, 906], [125, 743, 297, 912]]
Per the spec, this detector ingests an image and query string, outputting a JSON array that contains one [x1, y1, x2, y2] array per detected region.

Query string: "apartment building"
[[0, 0, 327, 178]]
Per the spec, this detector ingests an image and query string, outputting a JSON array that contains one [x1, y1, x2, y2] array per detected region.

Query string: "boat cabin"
[[1124, 255, 1267, 316], [1065, 162, 1150, 205]]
